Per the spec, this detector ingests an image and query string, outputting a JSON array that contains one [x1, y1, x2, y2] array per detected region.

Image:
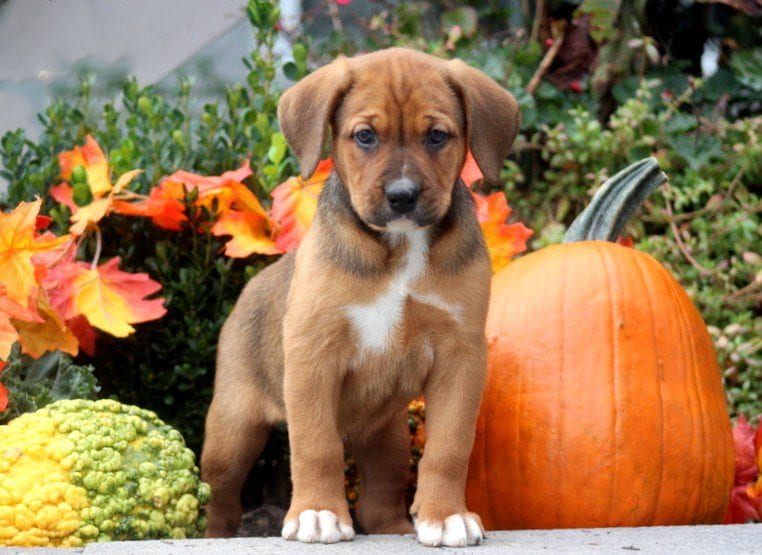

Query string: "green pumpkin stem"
[[563, 157, 667, 243]]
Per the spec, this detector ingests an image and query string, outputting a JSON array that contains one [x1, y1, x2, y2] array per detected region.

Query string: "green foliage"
[[0, 1, 299, 452], [0, 0, 759, 458], [0, 345, 99, 424]]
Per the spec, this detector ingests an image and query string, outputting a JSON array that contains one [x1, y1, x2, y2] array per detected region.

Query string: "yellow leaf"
[[0, 200, 70, 306], [58, 135, 112, 196], [12, 291, 78, 358]]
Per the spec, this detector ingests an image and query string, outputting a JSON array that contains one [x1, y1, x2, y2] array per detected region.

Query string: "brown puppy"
[[201, 48, 519, 547]]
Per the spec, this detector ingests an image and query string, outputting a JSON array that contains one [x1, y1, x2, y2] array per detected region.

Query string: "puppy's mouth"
[[364, 209, 441, 232]]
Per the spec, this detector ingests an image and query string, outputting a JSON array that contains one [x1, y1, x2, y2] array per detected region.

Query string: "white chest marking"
[[345, 227, 429, 355]]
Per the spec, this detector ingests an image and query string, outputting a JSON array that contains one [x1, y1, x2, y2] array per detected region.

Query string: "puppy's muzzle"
[[385, 178, 420, 214]]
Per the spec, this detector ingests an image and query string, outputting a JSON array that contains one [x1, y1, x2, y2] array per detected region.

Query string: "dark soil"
[[237, 504, 287, 537]]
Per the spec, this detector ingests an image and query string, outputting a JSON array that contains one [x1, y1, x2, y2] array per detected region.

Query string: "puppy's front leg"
[[411, 339, 487, 547], [280, 344, 355, 544]]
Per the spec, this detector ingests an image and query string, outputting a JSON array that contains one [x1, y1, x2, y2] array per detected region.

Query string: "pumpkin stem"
[[563, 157, 668, 243]]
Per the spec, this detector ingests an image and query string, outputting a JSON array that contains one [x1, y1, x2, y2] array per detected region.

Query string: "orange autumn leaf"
[[0, 286, 43, 360], [113, 179, 188, 230], [55, 136, 143, 234], [58, 135, 111, 196], [271, 158, 333, 252], [473, 191, 533, 272], [0, 200, 70, 306], [46, 257, 166, 338], [211, 210, 281, 258], [12, 289, 78, 359], [68, 169, 142, 235], [114, 161, 260, 230]]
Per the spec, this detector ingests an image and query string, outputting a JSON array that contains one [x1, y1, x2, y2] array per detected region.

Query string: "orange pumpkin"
[[466, 160, 735, 529]]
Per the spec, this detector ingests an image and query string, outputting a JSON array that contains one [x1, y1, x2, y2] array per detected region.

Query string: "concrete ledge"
[[4, 524, 760, 554]]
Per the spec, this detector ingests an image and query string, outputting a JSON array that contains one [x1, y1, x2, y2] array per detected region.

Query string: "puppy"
[[201, 48, 519, 547]]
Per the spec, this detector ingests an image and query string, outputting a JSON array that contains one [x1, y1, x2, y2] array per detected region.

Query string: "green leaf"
[[267, 132, 288, 165], [283, 61, 300, 81]]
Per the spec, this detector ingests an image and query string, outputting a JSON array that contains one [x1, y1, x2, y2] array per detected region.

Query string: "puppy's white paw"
[[415, 514, 484, 547], [281, 509, 355, 543]]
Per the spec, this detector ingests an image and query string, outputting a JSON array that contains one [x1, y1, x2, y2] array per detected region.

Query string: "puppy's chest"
[[343, 230, 462, 359]]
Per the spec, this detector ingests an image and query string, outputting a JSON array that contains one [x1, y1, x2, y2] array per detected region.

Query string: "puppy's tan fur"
[[201, 48, 519, 545]]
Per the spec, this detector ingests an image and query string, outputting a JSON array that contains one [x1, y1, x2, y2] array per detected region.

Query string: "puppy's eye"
[[354, 129, 378, 148], [425, 129, 449, 148]]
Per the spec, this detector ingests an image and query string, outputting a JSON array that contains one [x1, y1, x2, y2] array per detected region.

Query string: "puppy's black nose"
[[385, 179, 420, 214]]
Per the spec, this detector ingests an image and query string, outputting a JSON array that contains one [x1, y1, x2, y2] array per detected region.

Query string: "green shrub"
[[1, 0, 759, 457]]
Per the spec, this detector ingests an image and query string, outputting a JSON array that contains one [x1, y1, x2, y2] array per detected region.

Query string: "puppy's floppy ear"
[[277, 57, 352, 179], [446, 59, 521, 183]]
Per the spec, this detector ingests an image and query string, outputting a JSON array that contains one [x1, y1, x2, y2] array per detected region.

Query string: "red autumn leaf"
[[732, 415, 759, 485], [271, 158, 333, 252], [723, 416, 762, 523], [472, 191, 533, 272], [113, 181, 188, 230], [460, 151, 484, 187], [50, 182, 77, 212], [0, 382, 7, 412], [46, 257, 166, 338], [66, 314, 98, 356]]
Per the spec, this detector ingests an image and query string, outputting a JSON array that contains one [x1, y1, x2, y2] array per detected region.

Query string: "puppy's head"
[[277, 48, 520, 231]]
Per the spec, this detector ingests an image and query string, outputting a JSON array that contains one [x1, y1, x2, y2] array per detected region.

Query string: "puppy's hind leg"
[[350, 409, 415, 535], [201, 386, 272, 538]]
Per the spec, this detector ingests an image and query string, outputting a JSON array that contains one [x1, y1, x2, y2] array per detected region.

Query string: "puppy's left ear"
[[278, 57, 352, 179], [446, 60, 521, 183]]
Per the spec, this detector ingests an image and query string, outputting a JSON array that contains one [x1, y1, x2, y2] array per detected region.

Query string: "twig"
[[529, 0, 545, 46], [663, 192, 713, 278], [726, 281, 762, 303], [526, 19, 567, 95], [91, 226, 102, 270], [326, 0, 343, 33], [641, 166, 745, 223]]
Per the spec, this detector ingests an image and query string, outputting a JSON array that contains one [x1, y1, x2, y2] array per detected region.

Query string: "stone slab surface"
[[2, 524, 760, 554]]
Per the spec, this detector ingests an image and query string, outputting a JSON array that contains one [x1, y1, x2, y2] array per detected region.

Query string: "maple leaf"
[[723, 416, 762, 523], [113, 179, 188, 230], [0, 286, 43, 361], [459, 151, 484, 187], [55, 136, 144, 234], [113, 161, 260, 231], [472, 192, 533, 272], [211, 210, 281, 258], [0, 200, 70, 306], [58, 135, 112, 196], [50, 182, 77, 212], [271, 159, 333, 252], [68, 169, 142, 235], [12, 289, 79, 358], [46, 257, 166, 338]]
